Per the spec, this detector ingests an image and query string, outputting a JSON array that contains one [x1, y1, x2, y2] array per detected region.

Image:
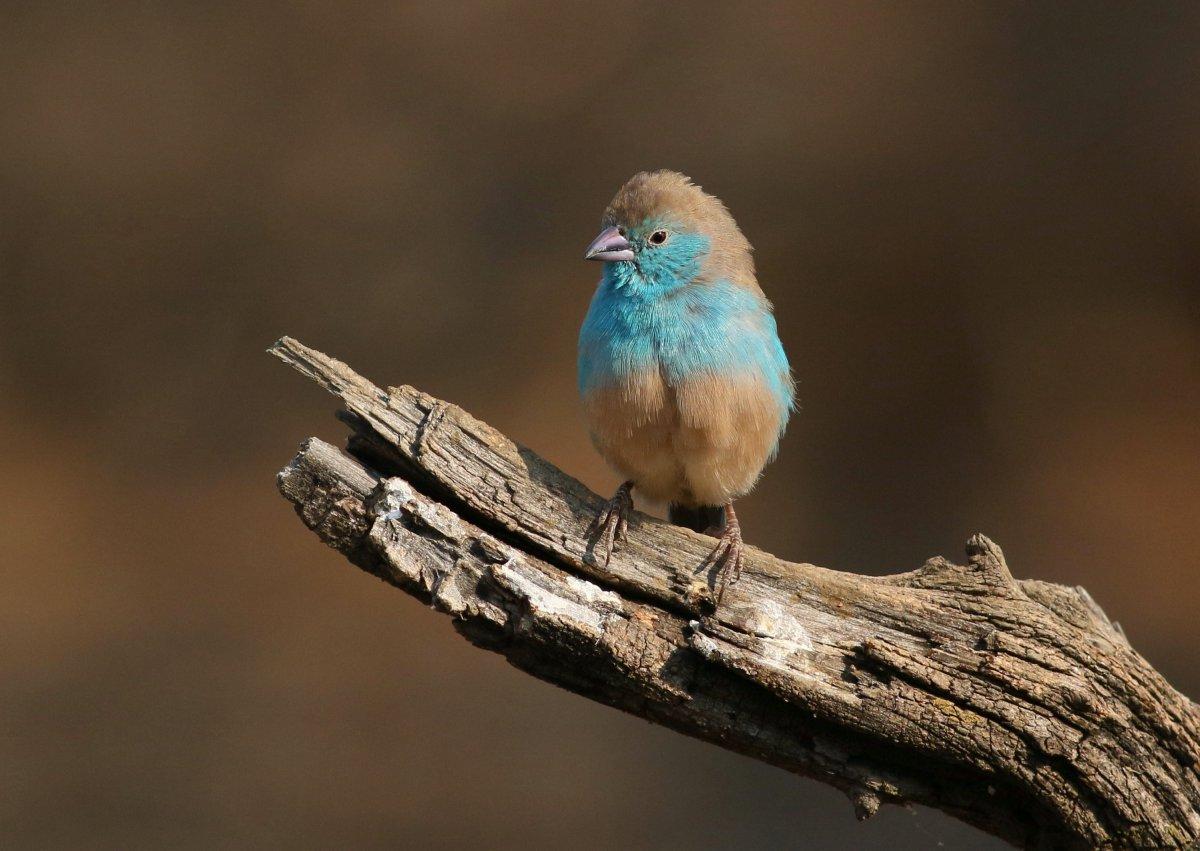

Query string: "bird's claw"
[[699, 511, 744, 606], [588, 481, 634, 566]]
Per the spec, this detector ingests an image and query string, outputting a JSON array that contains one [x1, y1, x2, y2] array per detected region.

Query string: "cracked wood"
[[272, 336, 1200, 849]]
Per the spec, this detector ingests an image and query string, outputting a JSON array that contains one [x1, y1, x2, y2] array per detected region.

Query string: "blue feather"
[[580, 171, 793, 557], [578, 253, 794, 439]]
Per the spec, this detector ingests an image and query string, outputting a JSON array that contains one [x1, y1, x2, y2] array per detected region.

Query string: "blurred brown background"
[[2, 2, 1198, 848]]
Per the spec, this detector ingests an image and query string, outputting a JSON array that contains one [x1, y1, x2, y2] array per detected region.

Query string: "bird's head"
[[584, 170, 756, 293]]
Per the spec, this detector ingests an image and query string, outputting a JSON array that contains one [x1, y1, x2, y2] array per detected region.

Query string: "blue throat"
[[578, 240, 794, 430], [605, 230, 710, 293]]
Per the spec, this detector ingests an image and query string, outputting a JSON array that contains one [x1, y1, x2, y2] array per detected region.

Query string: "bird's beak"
[[584, 225, 634, 262]]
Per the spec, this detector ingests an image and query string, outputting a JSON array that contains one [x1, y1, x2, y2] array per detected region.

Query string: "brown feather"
[[602, 170, 760, 293]]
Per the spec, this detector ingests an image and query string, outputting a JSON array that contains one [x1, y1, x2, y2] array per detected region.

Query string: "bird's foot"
[[699, 503, 743, 606], [588, 481, 634, 566]]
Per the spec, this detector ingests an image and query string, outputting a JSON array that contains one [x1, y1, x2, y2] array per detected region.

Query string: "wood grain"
[[272, 336, 1200, 849]]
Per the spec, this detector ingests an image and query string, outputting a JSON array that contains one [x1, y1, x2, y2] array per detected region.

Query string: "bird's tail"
[[668, 503, 726, 534]]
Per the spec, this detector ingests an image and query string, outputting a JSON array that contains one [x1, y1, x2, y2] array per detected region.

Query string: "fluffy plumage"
[[578, 171, 794, 599], [579, 171, 794, 508]]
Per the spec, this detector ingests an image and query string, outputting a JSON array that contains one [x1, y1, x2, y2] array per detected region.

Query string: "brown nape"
[[603, 170, 760, 291]]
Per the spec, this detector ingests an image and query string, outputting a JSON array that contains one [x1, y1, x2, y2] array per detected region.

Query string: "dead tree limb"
[[270, 336, 1200, 849]]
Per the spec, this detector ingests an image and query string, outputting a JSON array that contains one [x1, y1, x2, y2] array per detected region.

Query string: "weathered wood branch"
[[271, 336, 1200, 849]]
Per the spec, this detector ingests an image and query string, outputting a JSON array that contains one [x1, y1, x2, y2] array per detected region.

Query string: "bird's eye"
[[617, 226, 626, 236], [648, 229, 669, 245]]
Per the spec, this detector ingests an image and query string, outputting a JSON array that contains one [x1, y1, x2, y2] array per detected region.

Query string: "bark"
[[270, 336, 1200, 849]]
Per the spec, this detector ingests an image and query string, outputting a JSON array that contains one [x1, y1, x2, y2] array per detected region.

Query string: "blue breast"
[[578, 272, 794, 430]]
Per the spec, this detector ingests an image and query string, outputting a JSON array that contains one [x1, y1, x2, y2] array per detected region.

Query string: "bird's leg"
[[699, 502, 744, 606], [588, 480, 634, 566]]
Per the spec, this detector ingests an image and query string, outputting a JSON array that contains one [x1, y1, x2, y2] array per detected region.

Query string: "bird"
[[577, 170, 794, 604]]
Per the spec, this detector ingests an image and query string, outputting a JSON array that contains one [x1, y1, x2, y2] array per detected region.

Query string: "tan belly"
[[583, 369, 782, 506]]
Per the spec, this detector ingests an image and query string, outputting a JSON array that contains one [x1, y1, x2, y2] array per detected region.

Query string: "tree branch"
[[270, 336, 1200, 849]]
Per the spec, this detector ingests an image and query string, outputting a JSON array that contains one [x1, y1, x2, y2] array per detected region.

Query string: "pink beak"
[[584, 225, 634, 262]]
